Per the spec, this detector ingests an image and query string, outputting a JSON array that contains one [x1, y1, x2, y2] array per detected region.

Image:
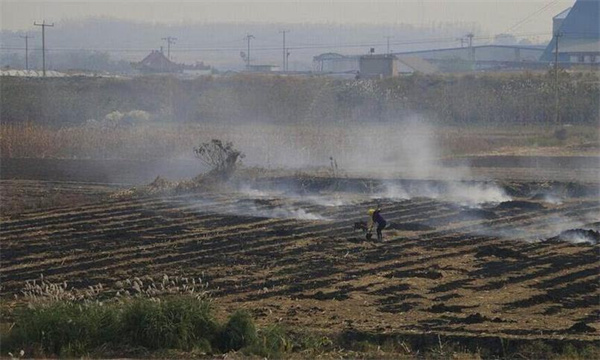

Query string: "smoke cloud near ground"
[[224, 115, 512, 207], [177, 115, 600, 245], [375, 181, 510, 208], [218, 115, 449, 175], [188, 189, 328, 221]]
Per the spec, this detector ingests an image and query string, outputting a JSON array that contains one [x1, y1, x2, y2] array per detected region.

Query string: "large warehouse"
[[541, 0, 600, 64], [313, 44, 546, 75]]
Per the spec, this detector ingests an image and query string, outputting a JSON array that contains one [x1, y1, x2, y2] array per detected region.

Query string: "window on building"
[[578, 55, 585, 63]]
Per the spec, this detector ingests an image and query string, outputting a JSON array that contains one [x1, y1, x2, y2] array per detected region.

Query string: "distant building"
[[542, 0, 600, 65], [133, 50, 182, 74], [182, 61, 212, 77], [553, 7, 572, 35], [394, 45, 546, 72], [314, 53, 437, 77], [359, 54, 397, 78], [314, 45, 544, 75], [133, 50, 214, 76], [313, 53, 359, 73], [396, 56, 439, 75], [246, 64, 279, 72]]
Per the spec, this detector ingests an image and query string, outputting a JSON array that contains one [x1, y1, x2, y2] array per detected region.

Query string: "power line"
[[244, 34, 254, 68], [554, 31, 563, 127], [504, 0, 562, 34], [33, 20, 54, 76], [466, 33, 474, 48], [384, 36, 393, 54], [279, 30, 289, 71], [19, 34, 34, 70], [161, 36, 177, 60], [0, 32, 554, 54]]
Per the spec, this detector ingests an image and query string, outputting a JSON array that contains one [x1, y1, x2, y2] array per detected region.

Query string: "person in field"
[[368, 208, 387, 241]]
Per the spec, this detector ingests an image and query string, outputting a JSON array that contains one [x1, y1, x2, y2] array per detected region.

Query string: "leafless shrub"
[[194, 139, 244, 179]]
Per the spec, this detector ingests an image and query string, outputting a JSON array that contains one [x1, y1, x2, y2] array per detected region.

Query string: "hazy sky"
[[1, 0, 574, 36]]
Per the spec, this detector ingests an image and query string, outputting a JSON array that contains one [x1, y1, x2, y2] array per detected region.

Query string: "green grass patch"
[[3, 296, 218, 357], [5, 301, 119, 357], [119, 297, 217, 351], [215, 309, 258, 353], [3, 298, 599, 359]]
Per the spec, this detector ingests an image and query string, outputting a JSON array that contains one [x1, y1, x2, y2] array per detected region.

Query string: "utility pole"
[[554, 31, 563, 126], [19, 34, 34, 71], [34, 21, 54, 77], [466, 33, 474, 48], [286, 49, 291, 72], [466, 32, 475, 66], [456, 37, 466, 48], [161, 36, 177, 60], [244, 34, 255, 69], [279, 30, 289, 71], [385, 36, 393, 55]]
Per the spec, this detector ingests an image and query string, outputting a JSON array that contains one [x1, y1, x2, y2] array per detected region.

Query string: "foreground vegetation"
[[2, 296, 598, 359], [1, 72, 598, 126], [3, 296, 279, 358]]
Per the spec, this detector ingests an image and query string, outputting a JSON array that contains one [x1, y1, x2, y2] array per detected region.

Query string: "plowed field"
[[1, 175, 599, 344]]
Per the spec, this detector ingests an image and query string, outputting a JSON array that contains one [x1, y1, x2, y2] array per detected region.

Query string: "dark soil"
[[387, 222, 435, 231], [496, 200, 545, 211], [568, 322, 597, 334], [475, 245, 527, 259]]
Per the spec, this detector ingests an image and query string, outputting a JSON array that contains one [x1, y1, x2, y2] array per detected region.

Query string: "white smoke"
[[247, 205, 326, 220], [375, 181, 510, 207], [557, 232, 598, 245], [445, 182, 511, 207], [189, 196, 327, 221], [237, 183, 354, 208], [237, 185, 281, 198], [376, 183, 410, 200], [206, 185, 329, 220], [542, 194, 563, 205], [299, 195, 345, 207]]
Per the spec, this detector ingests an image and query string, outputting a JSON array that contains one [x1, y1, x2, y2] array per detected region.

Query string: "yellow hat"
[[367, 209, 375, 215]]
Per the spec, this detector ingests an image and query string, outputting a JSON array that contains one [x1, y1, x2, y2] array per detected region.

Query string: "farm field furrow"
[[1, 179, 598, 344]]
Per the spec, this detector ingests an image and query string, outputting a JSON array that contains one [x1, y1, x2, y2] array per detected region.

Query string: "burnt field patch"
[[1, 179, 599, 345]]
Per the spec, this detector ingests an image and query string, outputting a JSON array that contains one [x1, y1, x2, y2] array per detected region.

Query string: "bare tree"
[[194, 139, 244, 178]]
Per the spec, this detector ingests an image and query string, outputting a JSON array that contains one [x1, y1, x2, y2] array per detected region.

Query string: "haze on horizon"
[[1, 0, 574, 37]]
